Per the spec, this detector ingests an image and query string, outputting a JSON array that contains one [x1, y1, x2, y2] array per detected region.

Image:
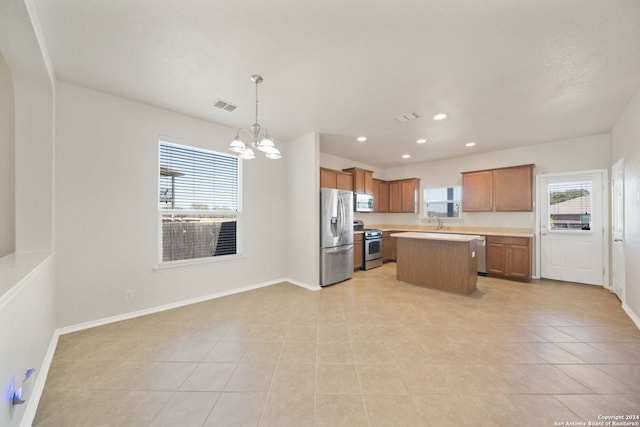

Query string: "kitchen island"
[[391, 232, 480, 295]]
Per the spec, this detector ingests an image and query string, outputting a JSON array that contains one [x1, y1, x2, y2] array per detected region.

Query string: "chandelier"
[[228, 75, 281, 160]]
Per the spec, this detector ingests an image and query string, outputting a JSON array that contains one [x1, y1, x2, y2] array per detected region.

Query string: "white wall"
[[287, 133, 320, 288], [0, 1, 57, 425], [371, 134, 611, 228], [54, 81, 289, 327], [1, 0, 55, 254], [0, 254, 56, 425], [0, 54, 15, 257], [612, 87, 640, 324], [13, 77, 55, 254]]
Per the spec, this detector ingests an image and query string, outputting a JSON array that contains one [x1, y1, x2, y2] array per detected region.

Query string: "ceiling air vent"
[[394, 112, 419, 122], [214, 99, 238, 112]]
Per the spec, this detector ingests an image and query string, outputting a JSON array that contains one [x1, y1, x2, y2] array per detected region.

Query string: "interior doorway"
[[537, 170, 609, 286]]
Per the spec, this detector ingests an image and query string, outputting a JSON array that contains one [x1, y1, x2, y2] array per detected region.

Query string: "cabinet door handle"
[[614, 238, 623, 242]]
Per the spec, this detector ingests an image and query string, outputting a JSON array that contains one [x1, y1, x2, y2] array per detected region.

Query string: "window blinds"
[[159, 141, 239, 262], [159, 142, 238, 212]]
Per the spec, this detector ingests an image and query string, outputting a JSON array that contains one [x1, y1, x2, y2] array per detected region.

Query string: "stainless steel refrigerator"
[[320, 188, 354, 286]]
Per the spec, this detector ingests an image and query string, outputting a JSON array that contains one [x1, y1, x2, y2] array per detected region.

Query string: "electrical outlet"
[[124, 289, 134, 302]]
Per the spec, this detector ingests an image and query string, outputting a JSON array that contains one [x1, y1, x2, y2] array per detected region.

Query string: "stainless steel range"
[[363, 228, 383, 270]]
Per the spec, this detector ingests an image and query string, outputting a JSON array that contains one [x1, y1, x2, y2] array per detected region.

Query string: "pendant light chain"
[[255, 78, 259, 127]]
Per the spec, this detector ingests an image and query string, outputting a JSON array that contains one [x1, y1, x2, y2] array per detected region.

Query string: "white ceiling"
[[32, 0, 640, 168]]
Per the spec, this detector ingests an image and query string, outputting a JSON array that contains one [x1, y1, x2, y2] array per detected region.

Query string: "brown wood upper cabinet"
[[323, 166, 416, 213], [320, 167, 353, 191], [494, 165, 534, 211], [388, 178, 420, 213], [461, 170, 493, 211], [373, 178, 388, 212], [342, 167, 374, 194], [462, 164, 534, 212]]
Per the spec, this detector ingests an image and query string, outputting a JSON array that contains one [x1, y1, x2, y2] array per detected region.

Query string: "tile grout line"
[[314, 320, 319, 425], [255, 321, 289, 426], [33, 268, 640, 425], [347, 318, 372, 427]]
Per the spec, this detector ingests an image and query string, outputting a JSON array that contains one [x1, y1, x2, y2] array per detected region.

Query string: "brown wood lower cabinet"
[[486, 236, 531, 280], [382, 231, 401, 261], [382, 231, 392, 261], [390, 236, 396, 261], [354, 233, 363, 271], [394, 233, 478, 295]]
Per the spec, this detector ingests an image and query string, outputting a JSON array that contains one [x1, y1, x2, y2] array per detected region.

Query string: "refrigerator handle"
[[331, 200, 338, 237], [328, 190, 338, 237], [324, 244, 353, 254], [337, 197, 342, 233], [338, 195, 346, 235]]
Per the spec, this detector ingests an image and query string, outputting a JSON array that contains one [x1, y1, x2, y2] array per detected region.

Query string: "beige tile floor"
[[34, 263, 640, 426]]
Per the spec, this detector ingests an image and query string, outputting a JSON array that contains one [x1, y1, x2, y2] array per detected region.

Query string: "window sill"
[[421, 217, 460, 220], [153, 254, 245, 273]]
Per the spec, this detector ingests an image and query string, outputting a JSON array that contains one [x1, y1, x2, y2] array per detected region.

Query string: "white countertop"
[[372, 225, 533, 238], [390, 232, 481, 242]]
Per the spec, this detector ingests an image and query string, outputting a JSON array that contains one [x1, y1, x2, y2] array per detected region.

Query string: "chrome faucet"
[[429, 215, 443, 230]]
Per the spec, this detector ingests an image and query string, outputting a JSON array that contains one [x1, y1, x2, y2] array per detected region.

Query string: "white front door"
[[539, 170, 607, 286], [611, 159, 625, 301]]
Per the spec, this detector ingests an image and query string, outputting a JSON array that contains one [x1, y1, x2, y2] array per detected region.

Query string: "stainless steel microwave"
[[354, 193, 374, 212]]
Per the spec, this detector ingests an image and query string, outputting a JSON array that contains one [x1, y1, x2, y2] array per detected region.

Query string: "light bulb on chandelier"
[[228, 75, 281, 160]]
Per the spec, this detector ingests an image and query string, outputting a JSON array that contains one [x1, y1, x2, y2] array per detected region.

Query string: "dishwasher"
[[476, 236, 487, 275]]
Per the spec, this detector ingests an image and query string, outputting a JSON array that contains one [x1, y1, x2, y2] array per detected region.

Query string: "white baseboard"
[[285, 277, 321, 291], [57, 278, 317, 336], [622, 302, 640, 330], [22, 274, 634, 427], [23, 277, 320, 425]]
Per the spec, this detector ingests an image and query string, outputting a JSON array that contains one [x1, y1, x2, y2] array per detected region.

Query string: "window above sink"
[[423, 186, 461, 219]]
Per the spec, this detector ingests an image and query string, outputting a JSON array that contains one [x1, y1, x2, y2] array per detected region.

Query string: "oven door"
[[365, 238, 382, 261]]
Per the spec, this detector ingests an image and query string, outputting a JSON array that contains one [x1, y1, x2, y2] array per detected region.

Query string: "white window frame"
[[423, 186, 461, 219], [546, 180, 593, 231], [157, 138, 242, 268]]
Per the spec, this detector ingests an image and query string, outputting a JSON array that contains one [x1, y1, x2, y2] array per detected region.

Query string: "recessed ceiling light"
[[433, 113, 447, 120], [402, 154, 410, 159], [416, 139, 427, 144], [357, 136, 367, 142], [465, 142, 476, 147]]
